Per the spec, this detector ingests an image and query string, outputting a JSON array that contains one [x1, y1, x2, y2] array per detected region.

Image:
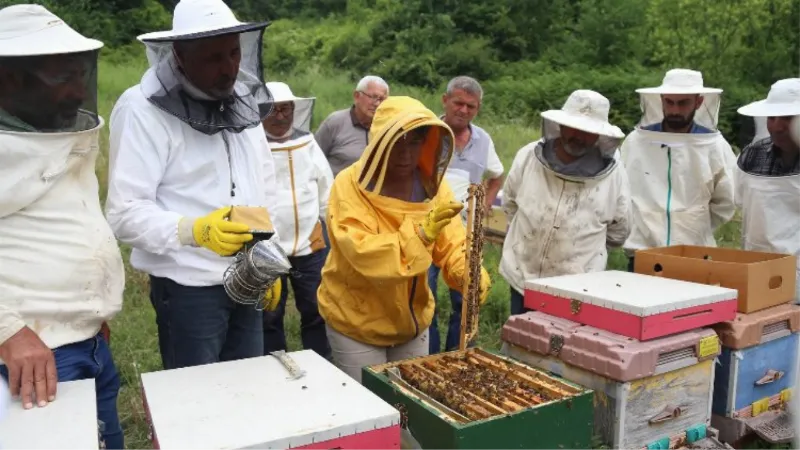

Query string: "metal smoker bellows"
[[223, 236, 292, 309]]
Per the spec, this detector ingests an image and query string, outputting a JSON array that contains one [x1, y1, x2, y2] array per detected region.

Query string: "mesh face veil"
[[262, 82, 314, 141], [139, 27, 273, 136], [0, 50, 100, 133]]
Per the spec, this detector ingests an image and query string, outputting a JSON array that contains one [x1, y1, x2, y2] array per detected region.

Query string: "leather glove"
[[479, 267, 491, 305], [262, 278, 282, 312], [192, 206, 253, 256], [419, 201, 464, 243]]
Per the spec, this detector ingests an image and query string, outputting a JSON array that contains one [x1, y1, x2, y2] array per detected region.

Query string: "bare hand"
[[0, 327, 57, 409]]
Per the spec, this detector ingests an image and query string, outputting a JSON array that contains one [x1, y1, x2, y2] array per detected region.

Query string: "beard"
[[663, 110, 696, 131]]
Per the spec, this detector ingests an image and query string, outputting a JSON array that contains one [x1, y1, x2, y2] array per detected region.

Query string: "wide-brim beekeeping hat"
[[137, 0, 268, 42], [0, 4, 103, 56]]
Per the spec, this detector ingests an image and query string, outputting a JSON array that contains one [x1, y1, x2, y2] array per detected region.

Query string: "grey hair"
[[446, 76, 483, 100], [356, 75, 389, 93]]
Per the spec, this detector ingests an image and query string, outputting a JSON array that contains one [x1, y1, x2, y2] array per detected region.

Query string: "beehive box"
[[709, 304, 800, 444], [501, 311, 721, 449], [0, 379, 98, 449], [142, 350, 401, 449], [525, 271, 738, 340], [635, 245, 797, 313], [362, 347, 594, 449]]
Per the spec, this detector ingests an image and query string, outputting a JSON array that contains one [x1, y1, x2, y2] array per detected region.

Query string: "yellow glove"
[[419, 201, 464, 243], [479, 267, 491, 305], [262, 278, 282, 311], [192, 206, 253, 256]]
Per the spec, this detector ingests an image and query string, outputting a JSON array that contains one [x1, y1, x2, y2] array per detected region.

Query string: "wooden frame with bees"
[[361, 348, 594, 449]]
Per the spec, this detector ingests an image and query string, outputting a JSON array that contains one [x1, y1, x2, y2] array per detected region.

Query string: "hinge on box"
[[686, 424, 707, 443], [570, 299, 582, 314], [752, 398, 770, 417], [646, 437, 670, 449]]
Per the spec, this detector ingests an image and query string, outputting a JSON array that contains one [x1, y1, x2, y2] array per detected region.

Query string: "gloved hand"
[[419, 201, 464, 243], [192, 206, 253, 256], [263, 278, 282, 312], [479, 267, 491, 305]]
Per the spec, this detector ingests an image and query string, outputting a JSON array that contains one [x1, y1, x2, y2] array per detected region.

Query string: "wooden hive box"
[[709, 303, 800, 445], [0, 379, 98, 449], [524, 271, 738, 341], [361, 347, 594, 449], [141, 350, 401, 449], [501, 311, 721, 449]]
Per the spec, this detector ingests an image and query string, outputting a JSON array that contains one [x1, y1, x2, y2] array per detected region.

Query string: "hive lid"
[[712, 303, 800, 349], [525, 270, 738, 316], [0, 379, 98, 449], [141, 350, 400, 449], [502, 311, 721, 382]]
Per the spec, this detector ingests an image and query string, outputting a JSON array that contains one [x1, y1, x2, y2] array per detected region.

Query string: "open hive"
[[362, 348, 595, 449]]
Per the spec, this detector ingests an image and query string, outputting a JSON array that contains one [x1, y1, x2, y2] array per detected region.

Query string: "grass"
[[95, 56, 744, 448]]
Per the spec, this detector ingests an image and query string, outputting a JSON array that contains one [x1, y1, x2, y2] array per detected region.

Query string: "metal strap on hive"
[[747, 411, 794, 444]]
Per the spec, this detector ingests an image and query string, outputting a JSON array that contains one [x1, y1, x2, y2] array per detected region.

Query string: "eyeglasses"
[[358, 91, 387, 104]]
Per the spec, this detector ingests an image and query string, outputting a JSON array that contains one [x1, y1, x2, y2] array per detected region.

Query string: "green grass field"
[[95, 58, 745, 448]]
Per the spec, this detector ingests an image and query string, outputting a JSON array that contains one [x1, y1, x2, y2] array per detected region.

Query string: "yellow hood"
[[355, 96, 454, 200], [317, 96, 470, 347]]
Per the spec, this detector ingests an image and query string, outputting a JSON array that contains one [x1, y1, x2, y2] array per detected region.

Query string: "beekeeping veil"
[[735, 78, 800, 303], [262, 81, 314, 147], [136, 0, 272, 136], [0, 4, 102, 133], [537, 89, 625, 180], [635, 69, 722, 133]]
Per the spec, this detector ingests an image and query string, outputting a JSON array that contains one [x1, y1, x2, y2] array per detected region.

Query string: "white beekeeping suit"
[[621, 69, 737, 259]]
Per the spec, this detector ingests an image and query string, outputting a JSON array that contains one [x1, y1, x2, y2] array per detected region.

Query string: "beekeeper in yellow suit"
[[318, 96, 491, 382]]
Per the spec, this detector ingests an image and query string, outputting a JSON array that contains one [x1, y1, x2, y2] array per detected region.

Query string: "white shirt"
[[0, 122, 124, 352], [105, 82, 279, 287], [269, 132, 334, 256], [500, 140, 631, 294]]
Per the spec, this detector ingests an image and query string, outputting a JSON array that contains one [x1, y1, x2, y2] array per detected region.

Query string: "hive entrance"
[[379, 349, 581, 424]]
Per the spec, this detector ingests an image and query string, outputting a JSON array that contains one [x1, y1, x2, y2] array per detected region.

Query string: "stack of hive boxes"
[[501, 269, 739, 449], [633, 245, 799, 446]]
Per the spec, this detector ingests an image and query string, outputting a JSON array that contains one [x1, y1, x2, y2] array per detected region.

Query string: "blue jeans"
[[0, 334, 123, 449], [510, 286, 527, 315], [263, 249, 331, 359], [149, 276, 263, 370], [428, 265, 465, 353]]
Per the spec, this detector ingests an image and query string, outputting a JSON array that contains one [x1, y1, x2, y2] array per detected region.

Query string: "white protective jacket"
[[622, 95, 737, 254], [499, 139, 632, 295], [105, 74, 279, 287], [0, 121, 125, 351], [270, 133, 333, 256]]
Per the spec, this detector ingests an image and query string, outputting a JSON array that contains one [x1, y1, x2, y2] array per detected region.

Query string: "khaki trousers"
[[325, 325, 429, 383]]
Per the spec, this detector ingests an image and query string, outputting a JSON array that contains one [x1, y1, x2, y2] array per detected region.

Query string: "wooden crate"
[[362, 347, 594, 449], [524, 271, 738, 340], [502, 311, 720, 449], [0, 379, 98, 449], [141, 350, 401, 449]]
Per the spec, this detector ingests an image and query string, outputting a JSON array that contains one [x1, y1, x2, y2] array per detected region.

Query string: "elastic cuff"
[[178, 217, 198, 247]]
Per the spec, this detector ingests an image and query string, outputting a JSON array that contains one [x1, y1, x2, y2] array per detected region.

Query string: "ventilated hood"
[[355, 96, 454, 201]]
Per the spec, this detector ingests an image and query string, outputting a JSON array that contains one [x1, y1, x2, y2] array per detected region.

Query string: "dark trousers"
[[428, 265, 464, 353], [0, 334, 123, 449], [263, 249, 331, 359], [149, 276, 263, 370], [628, 256, 635, 272], [510, 286, 529, 316]]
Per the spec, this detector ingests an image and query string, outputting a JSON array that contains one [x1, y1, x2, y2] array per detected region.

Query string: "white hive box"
[[525, 271, 738, 340], [0, 378, 98, 449], [141, 350, 402, 449]]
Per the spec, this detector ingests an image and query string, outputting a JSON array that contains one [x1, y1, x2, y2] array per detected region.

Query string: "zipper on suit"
[[664, 145, 673, 245], [222, 131, 236, 197], [538, 180, 567, 277], [408, 277, 420, 338], [288, 150, 301, 255]]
